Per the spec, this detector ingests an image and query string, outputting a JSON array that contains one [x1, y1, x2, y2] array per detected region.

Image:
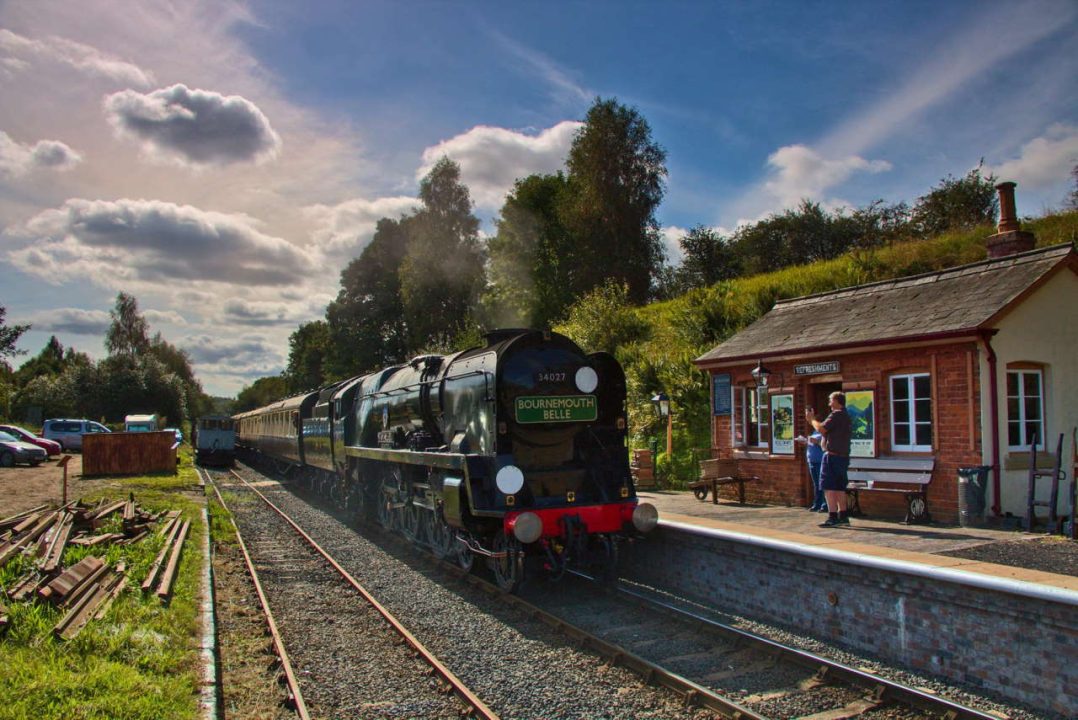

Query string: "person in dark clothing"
[[805, 391, 852, 527]]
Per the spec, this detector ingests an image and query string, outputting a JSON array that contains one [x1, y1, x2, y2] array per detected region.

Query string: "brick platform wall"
[[710, 342, 985, 523], [623, 525, 1077, 716]]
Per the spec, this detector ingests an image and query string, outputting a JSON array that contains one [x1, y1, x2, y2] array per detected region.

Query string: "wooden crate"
[[83, 431, 177, 476]]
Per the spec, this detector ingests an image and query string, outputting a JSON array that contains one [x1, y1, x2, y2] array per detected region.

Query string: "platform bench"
[[690, 459, 760, 505], [845, 457, 936, 524]]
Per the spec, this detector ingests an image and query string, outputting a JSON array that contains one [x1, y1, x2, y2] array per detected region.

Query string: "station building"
[[693, 184, 1077, 524]]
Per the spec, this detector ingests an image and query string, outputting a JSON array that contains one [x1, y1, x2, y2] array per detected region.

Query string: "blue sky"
[[1, 0, 1076, 397]]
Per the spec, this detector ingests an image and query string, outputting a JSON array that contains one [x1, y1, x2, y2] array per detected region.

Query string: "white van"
[[41, 418, 111, 451], [125, 414, 158, 432]]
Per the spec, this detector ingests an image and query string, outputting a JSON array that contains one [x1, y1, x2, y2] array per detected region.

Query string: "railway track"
[[214, 461, 1008, 719], [203, 467, 496, 720]]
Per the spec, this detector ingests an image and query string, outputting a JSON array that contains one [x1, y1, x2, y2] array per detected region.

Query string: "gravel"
[[936, 535, 1078, 575], [223, 466, 712, 720]]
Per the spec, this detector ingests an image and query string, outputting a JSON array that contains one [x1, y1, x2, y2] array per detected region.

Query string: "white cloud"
[[989, 124, 1078, 190], [661, 226, 689, 266], [763, 144, 891, 210], [304, 195, 419, 257], [8, 198, 315, 288], [417, 122, 581, 210], [143, 309, 189, 327], [0, 131, 82, 176], [104, 84, 281, 167], [0, 28, 153, 86], [26, 307, 110, 335], [486, 28, 592, 106]]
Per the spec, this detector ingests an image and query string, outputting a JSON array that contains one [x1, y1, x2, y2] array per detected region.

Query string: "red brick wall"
[[708, 342, 983, 522]]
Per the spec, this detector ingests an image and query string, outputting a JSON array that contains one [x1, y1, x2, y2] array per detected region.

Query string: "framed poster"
[[770, 393, 795, 455], [846, 389, 876, 457], [712, 373, 732, 416]]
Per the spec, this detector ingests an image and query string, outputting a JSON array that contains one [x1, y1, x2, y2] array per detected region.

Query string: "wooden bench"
[[845, 457, 936, 524], [690, 459, 759, 505]]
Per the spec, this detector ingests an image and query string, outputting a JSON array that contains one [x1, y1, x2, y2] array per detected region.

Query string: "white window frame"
[[890, 373, 933, 452], [1007, 368, 1045, 451], [745, 386, 768, 448]]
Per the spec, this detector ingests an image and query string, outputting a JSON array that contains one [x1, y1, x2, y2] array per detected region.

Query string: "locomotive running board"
[[343, 445, 467, 471]]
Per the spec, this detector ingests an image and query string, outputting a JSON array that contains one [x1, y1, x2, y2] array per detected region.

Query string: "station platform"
[[637, 490, 1078, 592]]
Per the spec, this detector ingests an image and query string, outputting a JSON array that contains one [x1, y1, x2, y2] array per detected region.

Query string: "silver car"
[[0, 430, 48, 467], [41, 418, 111, 451]]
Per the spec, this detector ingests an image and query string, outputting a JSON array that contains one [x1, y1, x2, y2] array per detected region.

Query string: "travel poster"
[[770, 393, 794, 455], [846, 389, 875, 457]]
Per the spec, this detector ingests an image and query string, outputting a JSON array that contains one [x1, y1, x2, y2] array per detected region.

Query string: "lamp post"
[[651, 392, 672, 458]]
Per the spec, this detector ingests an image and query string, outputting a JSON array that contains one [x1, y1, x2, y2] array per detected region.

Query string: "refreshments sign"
[[515, 395, 598, 423], [794, 361, 840, 376]]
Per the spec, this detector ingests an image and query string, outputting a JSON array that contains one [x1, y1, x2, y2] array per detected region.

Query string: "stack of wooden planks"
[[0, 497, 190, 639]]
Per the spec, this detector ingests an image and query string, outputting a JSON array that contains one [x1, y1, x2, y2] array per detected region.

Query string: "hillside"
[[557, 211, 1078, 486]]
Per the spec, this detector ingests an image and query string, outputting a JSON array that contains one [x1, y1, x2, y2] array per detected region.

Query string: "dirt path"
[[0, 454, 122, 515]]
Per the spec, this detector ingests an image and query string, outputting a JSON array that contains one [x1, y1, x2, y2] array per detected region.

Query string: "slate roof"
[[696, 243, 1076, 365]]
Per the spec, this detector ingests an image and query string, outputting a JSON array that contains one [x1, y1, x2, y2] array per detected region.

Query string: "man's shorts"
[[820, 453, 850, 490]]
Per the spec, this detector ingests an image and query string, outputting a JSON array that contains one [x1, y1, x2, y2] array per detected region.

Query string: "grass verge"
[[0, 449, 206, 720]]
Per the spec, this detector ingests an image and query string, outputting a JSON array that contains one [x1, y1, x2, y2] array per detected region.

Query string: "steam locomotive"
[[234, 328, 658, 591]]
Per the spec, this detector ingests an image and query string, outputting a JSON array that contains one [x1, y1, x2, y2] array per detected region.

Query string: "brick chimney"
[[985, 181, 1035, 258]]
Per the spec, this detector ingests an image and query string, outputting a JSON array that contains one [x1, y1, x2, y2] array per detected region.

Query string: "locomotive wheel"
[[456, 531, 475, 572], [401, 503, 419, 542], [376, 479, 394, 529], [428, 511, 453, 560], [491, 533, 524, 593]]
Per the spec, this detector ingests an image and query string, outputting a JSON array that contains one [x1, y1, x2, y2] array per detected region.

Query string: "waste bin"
[[957, 466, 990, 527]]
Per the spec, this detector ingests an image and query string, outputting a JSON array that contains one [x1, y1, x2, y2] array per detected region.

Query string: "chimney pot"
[[995, 181, 1019, 233], [986, 180, 1035, 259]]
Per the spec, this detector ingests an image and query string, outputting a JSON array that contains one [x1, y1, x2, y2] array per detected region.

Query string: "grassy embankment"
[[600, 211, 1078, 487], [0, 449, 213, 720]]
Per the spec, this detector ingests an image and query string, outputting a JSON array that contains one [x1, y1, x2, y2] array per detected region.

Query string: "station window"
[[1007, 369, 1044, 451], [890, 373, 932, 452], [739, 386, 769, 447]]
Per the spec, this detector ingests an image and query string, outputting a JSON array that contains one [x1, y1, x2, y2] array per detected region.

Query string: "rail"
[[222, 468, 499, 720]]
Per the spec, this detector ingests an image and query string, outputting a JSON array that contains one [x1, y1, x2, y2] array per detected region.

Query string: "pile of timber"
[[0, 497, 190, 639]]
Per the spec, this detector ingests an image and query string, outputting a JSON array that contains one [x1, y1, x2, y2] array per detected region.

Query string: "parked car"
[[41, 418, 111, 451], [0, 431, 48, 467], [0, 424, 62, 456], [164, 427, 183, 444]]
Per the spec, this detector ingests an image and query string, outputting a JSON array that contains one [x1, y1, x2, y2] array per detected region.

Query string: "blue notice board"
[[712, 373, 732, 416]]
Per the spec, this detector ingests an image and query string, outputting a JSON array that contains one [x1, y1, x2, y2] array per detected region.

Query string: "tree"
[[150, 332, 210, 419], [234, 375, 289, 413], [485, 173, 575, 328], [910, 164, 998, 237], [562, 97, 667, 304], [13, 336, 66, 386], [325, 217, 411, 378], [285, 320, 330, 392], [105, 292, 150, 357], [673, 226, 738, 292], [0, 305, 30, 365], [399, 157, 485, 351], [554, 280, 647, 355]]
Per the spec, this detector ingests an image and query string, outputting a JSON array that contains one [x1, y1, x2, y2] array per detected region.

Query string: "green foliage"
[[400, 157, 485, 351], [484, 172, 574, 328], [562, 97, 668, 304], [325, 216, 410, 378], [233, 374, 289, 413], [0, 305, 31, 362], [105, 292, 150, 357], [909, 164, 998, 237], [554, 280, 648, 355], [667, 225, 738, 294], [285, 320, 330, 392]]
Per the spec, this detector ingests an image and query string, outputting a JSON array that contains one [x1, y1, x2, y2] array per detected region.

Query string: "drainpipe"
[[980, 330, 1002, 516]]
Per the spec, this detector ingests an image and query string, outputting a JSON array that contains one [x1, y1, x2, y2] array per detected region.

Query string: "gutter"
[[979, 330, 1002, 516]]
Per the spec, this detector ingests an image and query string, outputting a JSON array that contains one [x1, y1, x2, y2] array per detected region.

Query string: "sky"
[[1, 0, 1076, 398]]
